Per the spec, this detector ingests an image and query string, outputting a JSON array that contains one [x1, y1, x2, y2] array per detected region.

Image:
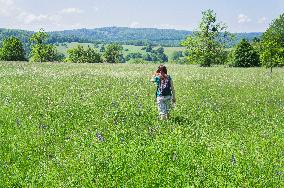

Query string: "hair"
[[157, 64, 167, 74]]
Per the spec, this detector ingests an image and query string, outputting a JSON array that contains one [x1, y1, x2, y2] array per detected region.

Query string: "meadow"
[[1, 62, 284, 187], [56, 42, 185, 60]]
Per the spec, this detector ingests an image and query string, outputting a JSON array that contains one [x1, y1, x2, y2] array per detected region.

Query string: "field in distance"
[[1, 62, 284, 187], [56, 42, 185, 60]]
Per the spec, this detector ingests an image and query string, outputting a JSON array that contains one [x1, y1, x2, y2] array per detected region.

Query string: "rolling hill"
[[0, 27, 262, 47]]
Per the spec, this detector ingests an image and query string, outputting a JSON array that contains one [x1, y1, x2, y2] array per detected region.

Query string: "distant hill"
[[0, 27, 262, 47]]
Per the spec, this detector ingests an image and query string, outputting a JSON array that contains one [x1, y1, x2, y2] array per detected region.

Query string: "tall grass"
[[0, 62, 283, 187]]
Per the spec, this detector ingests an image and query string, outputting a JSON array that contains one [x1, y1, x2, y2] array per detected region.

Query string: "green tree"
[[142, 44, 153, 52], [29, 29, 64, 62], [181, 9, 232, 66], [154, 47, 168, 63], [232, 39, 260, 67], [43, 45, 65, 62], [54, 52, 66, 62], [141, 46, 168, 63], [29, 28, 49, 63], [84, 46, 102, 63], [0, 36, 26, 61], [260, 13, 284, 72], [100, 45, 105, 52], [67, 45, 102, 63], [172, 51, 184, 61], [103, 43, 124, 63], [67, 45, 85, 63], [251, 37, 262, 56], [142, 53, 152, 61], [125, 52, 143, 61], [225, 49, 234, 67]]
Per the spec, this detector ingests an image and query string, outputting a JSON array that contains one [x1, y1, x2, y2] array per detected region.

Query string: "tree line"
[[0, 28, 169, 64], [0, 27, 261, 48], [0, 29, 64, 63], [0, 9, 283, 67], [179, 9, 284, 70]]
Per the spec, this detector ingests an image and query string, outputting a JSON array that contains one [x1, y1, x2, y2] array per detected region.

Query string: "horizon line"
[[0, 26, 264, 34]]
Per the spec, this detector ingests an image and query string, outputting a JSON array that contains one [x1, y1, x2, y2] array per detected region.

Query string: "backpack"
[[156, 75, 172, 97]]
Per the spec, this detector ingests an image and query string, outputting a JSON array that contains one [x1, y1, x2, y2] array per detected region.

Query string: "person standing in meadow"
[[151, 65, 176, 120]]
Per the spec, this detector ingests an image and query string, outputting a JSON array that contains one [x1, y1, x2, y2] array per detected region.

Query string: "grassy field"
[[56, 42, 185, 60], [1, 62, 284, 187]]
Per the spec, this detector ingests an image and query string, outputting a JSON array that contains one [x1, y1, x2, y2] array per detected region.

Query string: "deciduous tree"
[[260, 13, 284, 72], [29, 28, 48, 63], [0, 36, 26, 61], [67, 45, 102, 63], [181, 9, 232, 66], [103, 43, 124, 63]]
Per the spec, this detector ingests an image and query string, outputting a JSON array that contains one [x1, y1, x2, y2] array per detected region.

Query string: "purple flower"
[[16, 118, 21, 127], [231, 154, 237, 165], [96, 132, 105, 142]]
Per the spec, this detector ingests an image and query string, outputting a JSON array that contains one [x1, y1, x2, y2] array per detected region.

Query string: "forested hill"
[[0, 27, 262, 47]]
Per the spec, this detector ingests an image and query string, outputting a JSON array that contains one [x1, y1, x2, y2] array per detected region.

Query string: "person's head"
[[156, 64, 167, 75]]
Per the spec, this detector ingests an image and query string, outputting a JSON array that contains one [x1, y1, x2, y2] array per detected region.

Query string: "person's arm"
[[171, 79, 176, 103], [150, 72, 159, 82]]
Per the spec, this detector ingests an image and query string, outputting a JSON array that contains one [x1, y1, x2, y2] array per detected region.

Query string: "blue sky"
[[0, 0, 284, 32]]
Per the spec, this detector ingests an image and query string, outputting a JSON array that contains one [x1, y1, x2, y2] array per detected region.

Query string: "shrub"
[[0, 36, 26, 61], [232, 39, 260, 67], [67, 45, 102, 63]]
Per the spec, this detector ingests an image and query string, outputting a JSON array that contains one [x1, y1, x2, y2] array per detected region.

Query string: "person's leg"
[[157, 96, 167, 120], [164, 96, 172, 120], [161, 113, 168, 120]]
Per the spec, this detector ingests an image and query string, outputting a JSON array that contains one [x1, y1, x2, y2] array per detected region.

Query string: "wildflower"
[[148, 127, 154, 135], [138, 103, 143, 110], [96, 132, 105, 142], [172, 151, 177, 161], [16, 118, 21, 127], [231, 154, 237, 165], [39, 124, 48, 129], [114, 119, 118, 125]]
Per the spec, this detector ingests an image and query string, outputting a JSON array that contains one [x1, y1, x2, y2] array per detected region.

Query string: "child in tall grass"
[[151, 65, 176, 120]]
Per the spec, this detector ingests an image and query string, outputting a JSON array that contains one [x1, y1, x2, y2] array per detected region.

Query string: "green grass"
[[1, 62, 284, 187], [56, 42, 185, 60]]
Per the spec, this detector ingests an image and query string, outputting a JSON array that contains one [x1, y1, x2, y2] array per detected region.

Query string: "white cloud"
[[69, 23, 85, 28], [0, 0, 13, 5], [0, 0, 58, 24], [130, 21, 140, 28], [0, 0, 15, 16], [93, 6, 99, 11], [61, 8, 83, 14], [154, 23, 190, 30], [17, 12, 60, 24], [0, 0, 64, 29], [258, 16, 267, 24], [237, 14, 251, 23], [159, 24, 178, 29], [0, 0, 13, 8]]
